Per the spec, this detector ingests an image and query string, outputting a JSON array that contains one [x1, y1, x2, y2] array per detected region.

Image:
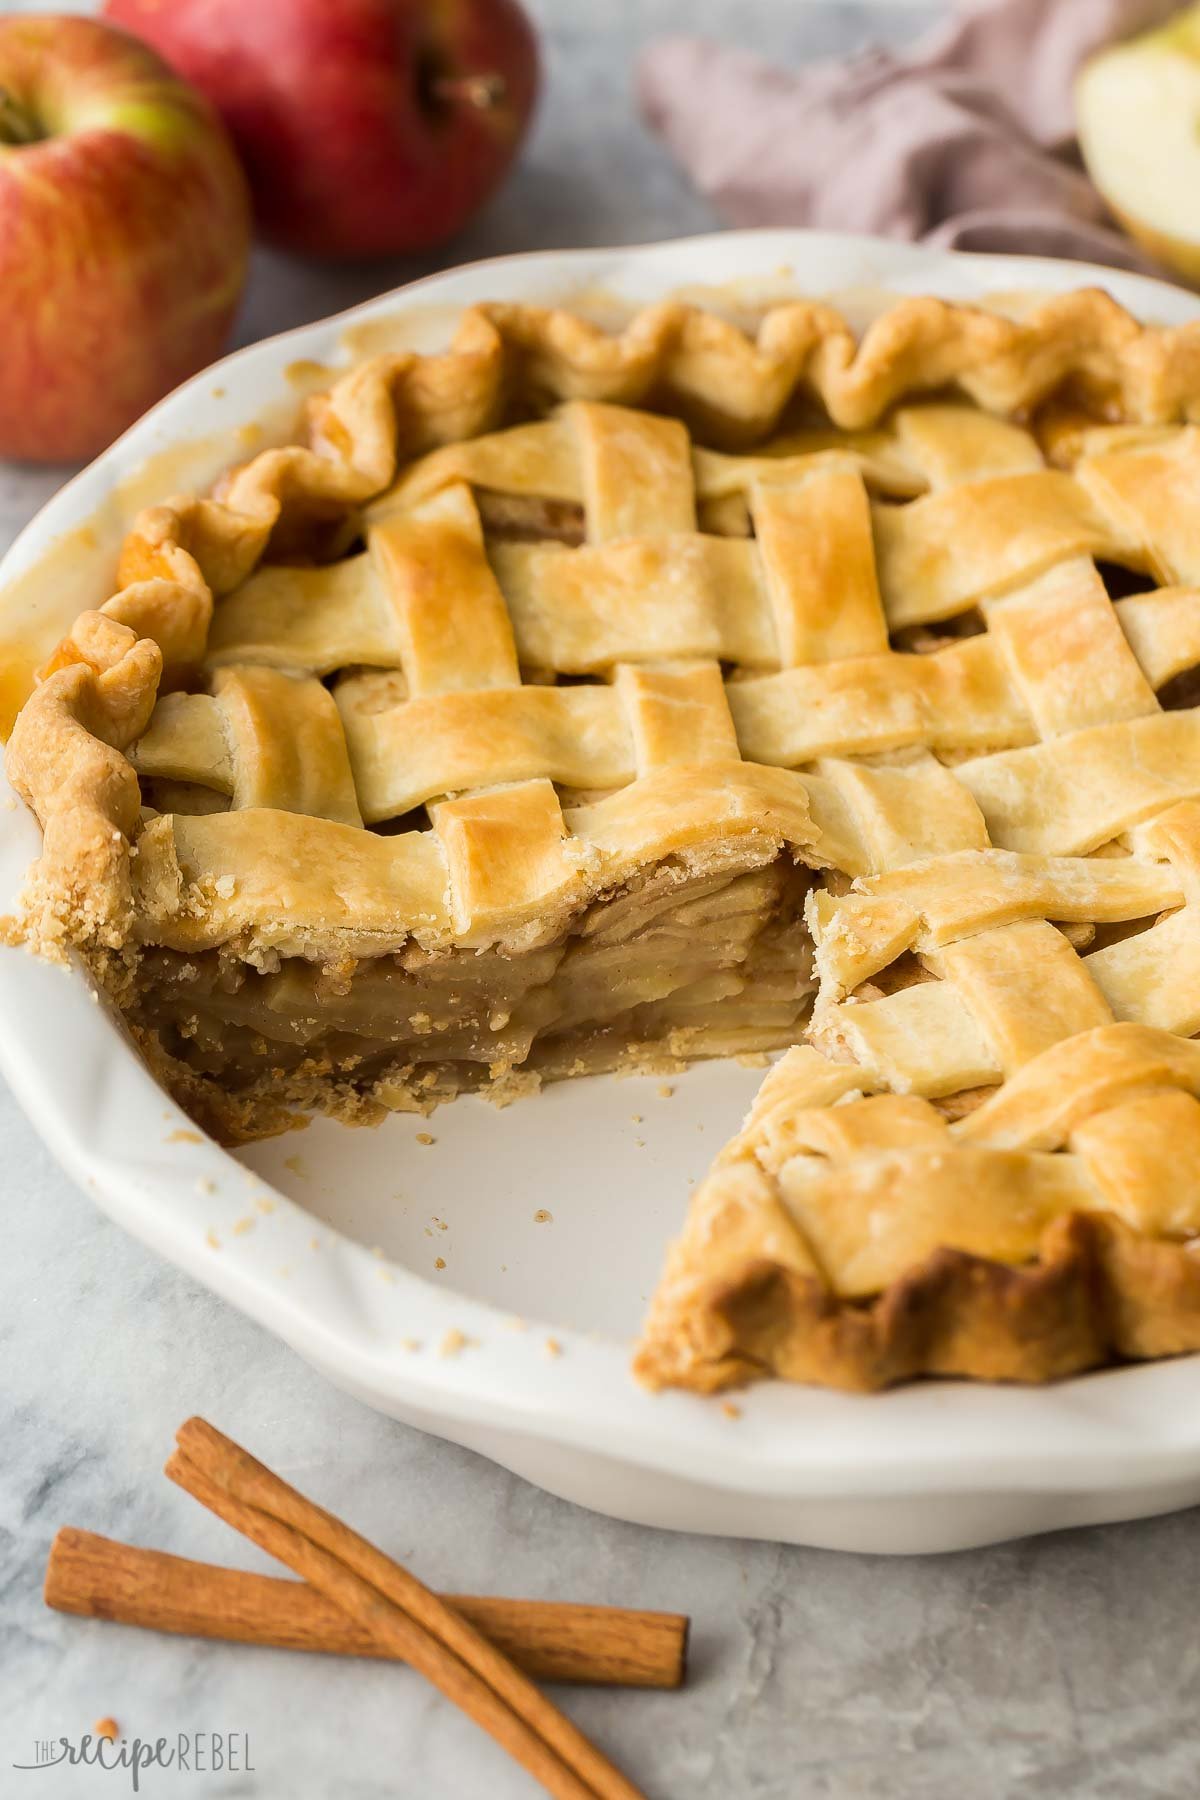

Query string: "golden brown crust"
[[13, 286, 1200, 1397], [8, 621, 161, 952], [12, 286, 1200, 959], [633, 1028, 1200, 1391], [633, 1212, 1200, 1394]]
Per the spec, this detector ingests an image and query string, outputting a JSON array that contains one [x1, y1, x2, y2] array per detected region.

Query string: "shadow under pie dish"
[[10, 287, 1200, 1396]]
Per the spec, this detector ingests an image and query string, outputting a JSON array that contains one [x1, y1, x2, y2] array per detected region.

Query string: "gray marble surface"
[[3, 2, 1200, 1796]]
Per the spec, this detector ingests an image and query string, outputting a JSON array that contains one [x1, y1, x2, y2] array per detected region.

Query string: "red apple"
[[0, 16, 251, 465], [103, 0, 540, 260]]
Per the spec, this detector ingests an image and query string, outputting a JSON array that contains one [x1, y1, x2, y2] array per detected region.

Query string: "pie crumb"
[[93, 1718, 118, 1743], [434, 1256, 446, 1270], [544, 1335, 563, 1358], [658, 1084, 675, 1098], [440, 1328, 474, 1357], [167, 1128, 202, 1145], [231, 1216, 254, 1236], [721, 1401, 742, 1420], [196, 1177, 215, 1197], [416, 1131, 435, 1146], [205, 1230, 220, 1251], [401, 1336, 421, 1351], [630, 1113, 643, 1123], [255, 1196, 275, 1214], [533, 1208, 552, 1224]]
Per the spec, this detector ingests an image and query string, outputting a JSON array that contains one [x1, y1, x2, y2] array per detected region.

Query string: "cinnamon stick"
[[45, 1528, 687, 1690], [166, 1418, 647, 1800]]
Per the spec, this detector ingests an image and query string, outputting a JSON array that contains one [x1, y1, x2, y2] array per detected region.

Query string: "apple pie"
[[11, 287, 1200, 1392]]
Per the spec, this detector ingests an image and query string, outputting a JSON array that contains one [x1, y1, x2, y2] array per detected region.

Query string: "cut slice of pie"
[[10, 287, 1200, 1389]]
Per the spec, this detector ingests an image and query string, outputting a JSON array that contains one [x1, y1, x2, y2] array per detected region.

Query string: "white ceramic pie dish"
[[5, 229, 1200, 1556]]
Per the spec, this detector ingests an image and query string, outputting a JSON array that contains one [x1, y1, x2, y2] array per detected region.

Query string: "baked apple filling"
[[126, 855, 816, 1138]]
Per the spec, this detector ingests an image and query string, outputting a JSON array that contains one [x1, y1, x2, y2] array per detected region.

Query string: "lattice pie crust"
[[11, 289, 1200, 1392]]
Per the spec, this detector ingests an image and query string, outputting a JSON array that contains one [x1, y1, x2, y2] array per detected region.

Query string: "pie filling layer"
[[126, 855, 816, 1138]]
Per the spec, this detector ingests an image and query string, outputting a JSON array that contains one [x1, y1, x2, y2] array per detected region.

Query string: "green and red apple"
[[0, 15, 251, 464], [104, 0, 540, 260]]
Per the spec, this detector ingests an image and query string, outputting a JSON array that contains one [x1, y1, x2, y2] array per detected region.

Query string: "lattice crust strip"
[[12, 286, 1200, 1394], [112, 408, 1200, 962], [634, 1026, 1200, 1392], [13, 286, 1200, 949]]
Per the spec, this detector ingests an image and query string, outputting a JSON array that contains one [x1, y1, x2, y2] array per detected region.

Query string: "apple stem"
[[0, 86, 40, 147], [429, 72, 507, 110]]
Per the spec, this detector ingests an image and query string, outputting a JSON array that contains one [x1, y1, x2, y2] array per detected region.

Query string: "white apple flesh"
[[1077, 7, 1200, 287]]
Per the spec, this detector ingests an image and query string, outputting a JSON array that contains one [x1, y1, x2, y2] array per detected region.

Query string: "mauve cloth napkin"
[[638, 0, 1184, 276]]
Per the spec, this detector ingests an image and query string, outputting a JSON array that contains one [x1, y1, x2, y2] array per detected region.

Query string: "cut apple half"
[[1077, 6, 1200, 287]]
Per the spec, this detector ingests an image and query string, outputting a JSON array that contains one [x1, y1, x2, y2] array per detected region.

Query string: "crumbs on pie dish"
[[11, 290, 1200, 1392]]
